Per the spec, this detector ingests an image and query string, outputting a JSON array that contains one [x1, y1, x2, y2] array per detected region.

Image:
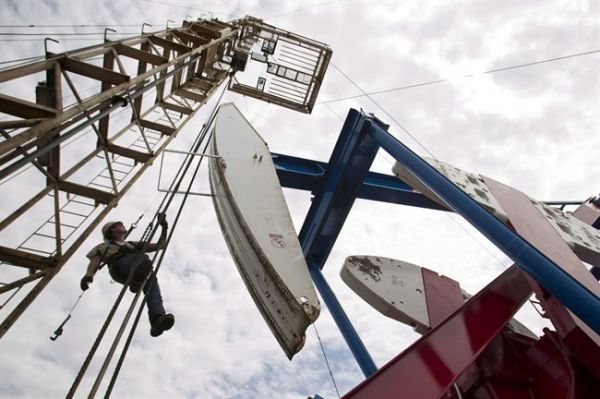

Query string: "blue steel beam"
[[308, 260, 378, 378], [297, 108, 381, 378], [368, 119, 600, 335], [271, 152, 446, 211], [298, 109, 385, 269]]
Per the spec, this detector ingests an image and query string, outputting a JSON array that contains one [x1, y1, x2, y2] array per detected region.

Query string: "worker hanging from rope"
[[80, 215, 175, 337]]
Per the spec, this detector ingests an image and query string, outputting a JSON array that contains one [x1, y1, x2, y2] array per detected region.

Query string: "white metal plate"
[[341, 255, 429, 333], [393, 158, 509, 223], [209, 103, 319, 359], [393, 159, 600, 266], [532, 201, 600, 267]]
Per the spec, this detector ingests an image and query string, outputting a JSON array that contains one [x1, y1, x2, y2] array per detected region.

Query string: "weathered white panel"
[[343, 255, 537, 337], [209, 103, 319, 359], [392, 158, 509, 223], [393, 159, 600, 266], [533, 201, 600, 267], [341, 255, 430, 333]]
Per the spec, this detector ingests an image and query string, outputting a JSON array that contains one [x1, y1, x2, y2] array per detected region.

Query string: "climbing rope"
[[313, 322, 341, 398], [66, 74, 231, 398], [50, 291, 83, 341], [49, 215, 143, 342], [102, 82, 229, 397]]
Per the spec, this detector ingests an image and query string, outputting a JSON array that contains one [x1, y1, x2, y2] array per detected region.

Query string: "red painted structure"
[[343, 187, 600, 398]]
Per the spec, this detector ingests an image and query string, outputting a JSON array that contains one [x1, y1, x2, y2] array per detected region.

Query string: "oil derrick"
[[0, 16, 331, 338]]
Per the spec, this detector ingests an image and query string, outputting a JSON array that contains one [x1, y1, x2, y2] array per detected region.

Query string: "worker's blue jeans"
[[108, 253, 166, 321]]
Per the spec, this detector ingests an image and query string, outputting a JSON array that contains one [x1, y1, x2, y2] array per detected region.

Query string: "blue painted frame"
[[276, 108, 600, 383], [272, 152, 445, 211]]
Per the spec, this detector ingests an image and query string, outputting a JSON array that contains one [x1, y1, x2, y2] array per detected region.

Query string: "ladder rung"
[[58, 222, 79, 229], [60, 209, 89, 217], [33, 232, 66, 242], [19, 246, 54, 255], [89, 182, 113, 190], [98, 174, 121, 182], [69, 198, 96, 207]]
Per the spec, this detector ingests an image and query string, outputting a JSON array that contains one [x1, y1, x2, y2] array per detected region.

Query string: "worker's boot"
[[150, 313, 175, 337]]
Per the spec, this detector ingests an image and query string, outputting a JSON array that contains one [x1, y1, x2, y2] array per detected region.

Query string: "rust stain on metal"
[[349, 256, 382, 282]]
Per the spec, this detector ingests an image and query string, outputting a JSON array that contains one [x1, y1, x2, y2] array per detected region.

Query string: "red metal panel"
[[484, 176, 600, 378], [571, 198, 600, 228], [422, 268, 464, 329], [342, 265, 531, 399]]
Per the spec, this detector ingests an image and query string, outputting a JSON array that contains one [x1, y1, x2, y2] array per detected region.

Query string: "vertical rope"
[[101, 77, 231, 397], [67, 75, 231, 399], [312, 322, 341, 398]]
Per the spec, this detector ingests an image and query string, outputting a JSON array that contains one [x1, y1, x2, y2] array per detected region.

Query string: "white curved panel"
[[209, 103, 319, 359], [341, 255, 429, 333]]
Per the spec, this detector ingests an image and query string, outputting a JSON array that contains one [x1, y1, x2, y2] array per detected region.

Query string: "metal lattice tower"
[[0, 16, 331, 338]]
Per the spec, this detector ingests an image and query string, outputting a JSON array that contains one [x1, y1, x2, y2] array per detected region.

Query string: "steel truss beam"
[[0, 14, 332, 340], [0, 17, 242, 338]]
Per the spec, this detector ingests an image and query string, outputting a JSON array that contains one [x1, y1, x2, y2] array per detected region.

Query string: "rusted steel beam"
[[36, 62, 63, 179], [0, 129, 56, 182], [204, 19, 234, 30], [0, 60, 53, 84], [149, 36, 193, 54], [106, 143, 152, 163], [139, 119, 176, 135], [0, 93, 56, 119], [0, 272, 56, 339], [114, 43, 167, 65], [0, 30, 238, 157], [187, 22, 223, 39], [0, 118, 47, 129], [0, 246, 54, 269], [187, 78, 214, 91], [130, 41, 150, 117], [61, 57, 130, 85], [0, 189, 49, 232], [58, 180, 117, 204], [96, 51, 115, 145], [0, 76, 226, 337], [0, 271, 46, 295], [159, 101, 193, 115], [176, 88, 206, 103], [172, 30, 210, 47]]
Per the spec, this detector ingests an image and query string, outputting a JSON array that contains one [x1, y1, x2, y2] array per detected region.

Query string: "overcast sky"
[[1, 0, 599, 398]]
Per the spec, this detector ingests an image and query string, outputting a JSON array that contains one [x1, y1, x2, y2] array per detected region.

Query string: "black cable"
[[0, 55, 44, 65], [65, 227, 143, 399], [264, 0, 337, 20], [65, 81, 208, 396], [330, 62, 436, 158], [331, 62, 511, 270], [0, 24, 159, 28], [0, 37, 134, 42], [102, 78, 230, 397], [0, 32, 139, 36], [138, 0, 229, 15], [320, 49, 600, 104]]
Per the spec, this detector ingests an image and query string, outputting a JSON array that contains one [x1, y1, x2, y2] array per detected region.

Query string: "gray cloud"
[[1, 1, 599, 398]]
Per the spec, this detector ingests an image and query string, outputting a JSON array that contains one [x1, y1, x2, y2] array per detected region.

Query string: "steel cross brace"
[[296, 109, 386, 378], [368, 120, 600, 336], [342, 265, 532, 399], [272, 152, 445, 211], [294, 108, 600, 394]]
